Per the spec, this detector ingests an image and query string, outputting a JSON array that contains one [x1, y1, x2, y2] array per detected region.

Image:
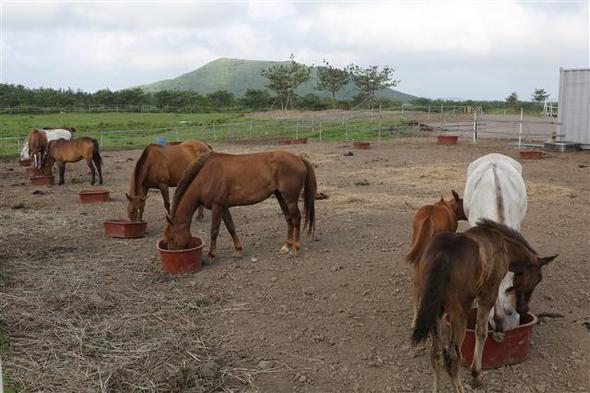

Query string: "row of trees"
[[0, 82, 409, 112], [505, 89, 550, 106], [261, 54, 398, 110]]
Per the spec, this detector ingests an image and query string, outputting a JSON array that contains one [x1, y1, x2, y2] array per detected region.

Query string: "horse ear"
[[505, 286, 515, 293], [539, 254, 558, 266], [165, 214, 173, 225], [452, 189, 460, 201], [141, 194, 149, 201], [125, 193, 132, 202]]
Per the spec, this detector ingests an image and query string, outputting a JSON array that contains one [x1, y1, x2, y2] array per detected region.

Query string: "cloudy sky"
[[1, 1, 588, 100]]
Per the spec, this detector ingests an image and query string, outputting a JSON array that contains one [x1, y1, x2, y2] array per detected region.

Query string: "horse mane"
[[133, 146, 152, 194], [171, 152, 213, 216], [475, 218, 537, 255]]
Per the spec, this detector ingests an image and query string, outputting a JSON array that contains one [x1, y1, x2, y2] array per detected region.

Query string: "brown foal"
[[412, 219, 556, 393], [42, 137, 103, 185], [406, 190, 466, 328]]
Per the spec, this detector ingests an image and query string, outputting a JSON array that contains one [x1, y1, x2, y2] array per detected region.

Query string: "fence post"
[[428, 105, 431, 121], [473, 108, 478, 143], [296, 119, 299, 140], [518, 107, 523, 148], [249, 120, 253, 139], [440, 105, 444, 131], [213, 124, 217, 141], [174, 128, 179, 141], [319, 120, 322, 141], [100, 130, 104, 149]]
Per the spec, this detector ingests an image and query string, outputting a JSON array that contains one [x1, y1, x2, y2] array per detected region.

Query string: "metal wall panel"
[[557, 68, 590, 147]]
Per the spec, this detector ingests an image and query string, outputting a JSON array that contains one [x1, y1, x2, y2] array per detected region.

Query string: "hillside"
[[137, 58, 417, 102]]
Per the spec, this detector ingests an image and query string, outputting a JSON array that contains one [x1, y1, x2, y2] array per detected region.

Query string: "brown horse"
[[126, 141, 212, 222], [411, 219, 556, 392], [28, 129, 48, 168], [42, 137, 103, 185], [163, 151, 317, 259], [406, 190, 466, 328]]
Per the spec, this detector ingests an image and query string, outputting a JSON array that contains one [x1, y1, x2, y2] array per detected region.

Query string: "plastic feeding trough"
[[519, 150, 544, 160], [103, 219, 147, 238], [278, 138, 308, 145], [353, 141, 371, 149], [437, 134, 459, 145], [444, 308, 538, 369], [26, 167, 44, 176], [157, 236, 204, 274], [30, 175, 55, 186], [79, 189, 110, 203], [19, 159, 32, 167]]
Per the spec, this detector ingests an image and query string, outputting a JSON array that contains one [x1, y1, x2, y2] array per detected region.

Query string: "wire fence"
[[0, 107, 560, 157]]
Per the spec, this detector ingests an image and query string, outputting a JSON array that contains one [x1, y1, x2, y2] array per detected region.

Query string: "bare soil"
[[1, 137, 589, 393]]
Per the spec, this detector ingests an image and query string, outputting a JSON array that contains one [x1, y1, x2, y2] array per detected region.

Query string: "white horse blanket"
[[463, 153, 528, 333], [20, 128, 74, 160]]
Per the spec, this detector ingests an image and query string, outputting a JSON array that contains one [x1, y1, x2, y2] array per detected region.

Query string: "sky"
[[1, 1, 588, 100]]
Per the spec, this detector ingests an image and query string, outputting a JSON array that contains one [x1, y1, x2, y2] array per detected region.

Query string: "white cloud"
[[1, 1, 588, 99]]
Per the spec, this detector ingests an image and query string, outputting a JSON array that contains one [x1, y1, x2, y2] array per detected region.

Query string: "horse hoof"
[[492, 331, 505, 343], [232, 250, 242, 259], [280, 244, 291, 254]]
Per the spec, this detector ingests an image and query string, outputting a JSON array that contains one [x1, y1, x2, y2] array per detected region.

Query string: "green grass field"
[[0, 112, 407, 156]]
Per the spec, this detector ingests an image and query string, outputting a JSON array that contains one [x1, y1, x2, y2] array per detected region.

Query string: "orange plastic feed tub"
[[157, 236, 204, 274]]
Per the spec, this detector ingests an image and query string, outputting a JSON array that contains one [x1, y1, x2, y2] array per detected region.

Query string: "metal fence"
[[0, 107, 560, 157]]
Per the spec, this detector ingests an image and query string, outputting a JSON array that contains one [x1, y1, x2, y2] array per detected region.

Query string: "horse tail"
[[92, 139, 102, 168], [405, 216, 434, 265], [411, 250, 449, 345], [302, 158, 317, 237]]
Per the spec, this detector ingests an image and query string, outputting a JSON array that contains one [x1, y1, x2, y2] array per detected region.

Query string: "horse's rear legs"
[[275, 191, 294, 254], [221, 208, 243, 257], [430, 319, 443, 393], [445, 315, 466, 393], [471, 302, 493, 387], [159, 184, 171, 213], [58, 162, 66, 185], [208, 204, 222, 260], [86, 159, 96, 185]]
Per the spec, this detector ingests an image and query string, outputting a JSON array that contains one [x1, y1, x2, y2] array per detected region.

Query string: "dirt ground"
[[1, 137, 589, 393]]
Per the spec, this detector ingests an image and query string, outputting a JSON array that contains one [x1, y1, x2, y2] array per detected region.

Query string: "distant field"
[[0, 111, 407, 156]]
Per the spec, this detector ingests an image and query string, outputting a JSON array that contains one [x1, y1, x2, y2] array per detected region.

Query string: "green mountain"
[[138, 58, 417, 102]]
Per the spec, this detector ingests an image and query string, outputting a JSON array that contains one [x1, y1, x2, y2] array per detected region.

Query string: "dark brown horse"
[[412, 219, 556, 392], [28, 129, 48, 168], [126, 141, 212, 222], [406, 190, 466, 328], [163, 151, 317, 259], [42, 137, 103, 185]]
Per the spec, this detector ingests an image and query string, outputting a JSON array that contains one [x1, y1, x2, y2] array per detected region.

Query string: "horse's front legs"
[[159, 184, 170, 213], [221, 208, 243, 257], [208, 204, 222, 259]]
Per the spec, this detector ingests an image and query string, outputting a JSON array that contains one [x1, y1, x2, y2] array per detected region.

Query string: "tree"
[[531, 88, 549, 103], [316, 60, 349, 108], [261, 54, 311, 110], [347, 64, 398, 109], [241, 89, 273, 111], [505, 92, 519, 106], [206, 90, 235, 109]]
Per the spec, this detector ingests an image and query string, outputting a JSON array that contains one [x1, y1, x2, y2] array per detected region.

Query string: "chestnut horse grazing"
[[126, 141, 212, 222], [164, 151, 317, 259], [406, 190, 466, 328], [42, 137, 103, 185], [411, 219, 556, 392]]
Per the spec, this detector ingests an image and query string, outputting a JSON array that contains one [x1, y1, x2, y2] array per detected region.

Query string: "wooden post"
[[296, 119, 299, 140], [100, 130, 104, 148], [319, 120, 322, 141], [174, 128, 179, 141], [428, 105, 431, 120], [473, 109, 478, 143], [213, 124, 217, 141], [440, 105, 444, 131], [249, 120, 253, 139]]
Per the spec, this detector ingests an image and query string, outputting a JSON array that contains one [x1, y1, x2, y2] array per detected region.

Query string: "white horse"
[[20, 128, 74, 161], [463, 153, 527, 340]]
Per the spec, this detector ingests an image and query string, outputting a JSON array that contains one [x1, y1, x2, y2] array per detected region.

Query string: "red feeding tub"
[[30, 175, 55, 186], [353, 141, 371, 149], [444, 308, 537, 369], [104, 219, 147, 238], [79, 189, 110, 203], [437, 135, 459, 144], [157, 236, 204, 274], [19, 159, 32, 167], [519, 150, 544, 160], [27, 167, 44, 176]]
